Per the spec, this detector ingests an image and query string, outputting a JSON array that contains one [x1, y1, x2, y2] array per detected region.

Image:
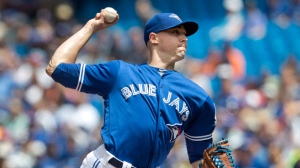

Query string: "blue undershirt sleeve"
[[184, 96, 216, 163]]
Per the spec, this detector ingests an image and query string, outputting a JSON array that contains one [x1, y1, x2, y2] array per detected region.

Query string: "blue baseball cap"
[[144, 13, 198, 45]]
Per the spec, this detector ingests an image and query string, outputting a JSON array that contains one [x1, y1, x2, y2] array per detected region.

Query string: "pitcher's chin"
[[176, 50, 186, 59]]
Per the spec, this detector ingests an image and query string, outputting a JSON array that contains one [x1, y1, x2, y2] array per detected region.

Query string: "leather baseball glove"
[[199, 139, 236, 168]]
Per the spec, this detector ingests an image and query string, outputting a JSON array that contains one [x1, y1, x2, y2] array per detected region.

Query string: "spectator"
[[209, 0, 245, 42], [244, 0, 268, 40]]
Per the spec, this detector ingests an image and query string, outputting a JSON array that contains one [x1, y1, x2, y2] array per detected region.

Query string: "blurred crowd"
[[0, 0, 300, 168]]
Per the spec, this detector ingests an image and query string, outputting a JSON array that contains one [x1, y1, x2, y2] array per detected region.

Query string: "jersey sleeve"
[[51, 60, 121, 96], [184, 96, 217, 164]]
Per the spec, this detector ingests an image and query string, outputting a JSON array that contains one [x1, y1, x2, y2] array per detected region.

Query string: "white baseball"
[[104, 7, 117, 23]]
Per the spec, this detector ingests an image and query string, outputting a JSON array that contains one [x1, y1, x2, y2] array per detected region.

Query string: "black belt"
[[108, 157, 135, 168]]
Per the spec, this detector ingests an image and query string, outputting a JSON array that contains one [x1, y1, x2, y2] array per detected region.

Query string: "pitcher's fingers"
[[95, 12, 101, 20]]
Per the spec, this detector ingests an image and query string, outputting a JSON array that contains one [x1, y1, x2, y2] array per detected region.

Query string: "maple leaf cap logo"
[[169, 13, 182, 22]]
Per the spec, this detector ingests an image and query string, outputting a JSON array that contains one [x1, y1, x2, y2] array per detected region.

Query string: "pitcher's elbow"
[[45, 59, 58, 77], [45, 64, 54, 76]]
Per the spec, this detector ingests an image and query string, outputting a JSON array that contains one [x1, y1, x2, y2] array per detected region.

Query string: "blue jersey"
[[51, 60, 216, 168]]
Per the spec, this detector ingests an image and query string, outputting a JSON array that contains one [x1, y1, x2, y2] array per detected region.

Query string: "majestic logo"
[[169, 14, 182, 22], [167, 123, 182, 142], [213, 103, 217, 126]]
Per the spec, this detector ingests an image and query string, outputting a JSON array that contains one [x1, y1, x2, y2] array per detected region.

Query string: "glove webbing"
[[210, 145, 236, 168], [199, 139, 237, 168]]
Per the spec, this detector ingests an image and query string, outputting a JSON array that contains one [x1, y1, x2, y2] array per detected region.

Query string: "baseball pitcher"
[[46, 8, 218, 168]]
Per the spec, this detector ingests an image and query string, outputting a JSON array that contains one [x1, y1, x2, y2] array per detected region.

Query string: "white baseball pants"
[[80, 144, 133, 168]]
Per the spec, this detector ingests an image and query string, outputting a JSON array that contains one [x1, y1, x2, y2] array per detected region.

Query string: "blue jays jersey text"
[[51, 60, 216, 168]]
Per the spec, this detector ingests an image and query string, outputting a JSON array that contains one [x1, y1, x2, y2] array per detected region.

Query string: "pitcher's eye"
[[172, 30, 185, 35], [173, 30, 180, 35]]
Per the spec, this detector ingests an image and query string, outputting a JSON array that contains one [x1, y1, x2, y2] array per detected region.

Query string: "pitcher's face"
[[156, 25, 188, 61]]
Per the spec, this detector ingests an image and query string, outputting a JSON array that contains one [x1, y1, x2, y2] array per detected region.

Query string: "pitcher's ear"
[[149, 32, 158, 44]]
